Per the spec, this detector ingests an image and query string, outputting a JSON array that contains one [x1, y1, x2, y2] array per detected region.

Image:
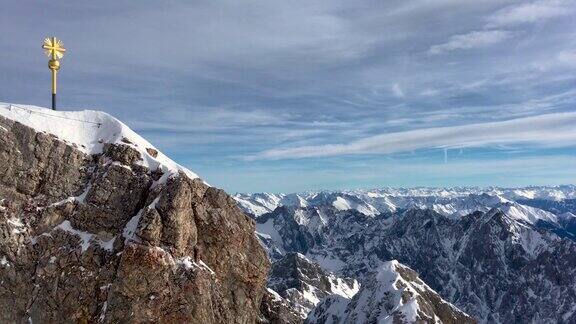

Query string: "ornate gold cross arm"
[[42, 37, 66, 60]]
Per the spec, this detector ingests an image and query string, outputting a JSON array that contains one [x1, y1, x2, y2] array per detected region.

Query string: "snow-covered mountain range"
[[234, 186, 576, 218], [235, 187, 576, 323]]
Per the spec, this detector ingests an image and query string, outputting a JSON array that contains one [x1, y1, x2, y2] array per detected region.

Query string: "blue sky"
[[1, 0, 575, 192]]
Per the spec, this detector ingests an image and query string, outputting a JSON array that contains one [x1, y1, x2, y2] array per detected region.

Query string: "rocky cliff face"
[[0, 105, 269, 323]]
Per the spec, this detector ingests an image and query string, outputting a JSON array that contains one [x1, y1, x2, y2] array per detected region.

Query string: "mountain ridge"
[[251, 202, 576, 322]]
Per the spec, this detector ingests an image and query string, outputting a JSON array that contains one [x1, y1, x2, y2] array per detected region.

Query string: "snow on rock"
[[308, 252, 346, 273], [0, 256, 10, 268], [175, 256, 216, 275], [0, 102, 198, 180], [256, 217, 285, 255], [251, 190, 576, 323], [266, 287, 284, 302], [329, 276, 360, 299], [332, 197, 351, 211], [233, 196, 274, 217], [7, 217, 26, 235], [54, 220, 116, 252]]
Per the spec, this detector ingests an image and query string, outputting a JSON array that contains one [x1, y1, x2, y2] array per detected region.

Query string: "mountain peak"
[[307, 260, 475, 324], [0, 103, 269, 323]]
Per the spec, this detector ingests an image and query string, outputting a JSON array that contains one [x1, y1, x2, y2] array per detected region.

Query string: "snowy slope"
[[0, 102, 198, 180], [496, 201, 558, 224]]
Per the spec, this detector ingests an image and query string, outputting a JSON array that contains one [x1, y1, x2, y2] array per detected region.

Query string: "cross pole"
[[42, 37, 66, 110]]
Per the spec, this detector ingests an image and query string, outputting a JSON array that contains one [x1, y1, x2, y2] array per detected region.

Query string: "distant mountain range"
[[235, 186, 576, 323], [234, 186, 576, 217]]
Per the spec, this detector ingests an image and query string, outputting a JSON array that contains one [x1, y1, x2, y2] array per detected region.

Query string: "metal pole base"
[[52, 93, 56, 110]]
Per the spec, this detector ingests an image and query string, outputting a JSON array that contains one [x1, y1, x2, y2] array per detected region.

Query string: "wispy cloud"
[[429, 0, 574, 56], [3, 0, 576, 191], [252, 112, 576, 159], [429, 30, 513, 55], [132, 106, 294, 132], [487, 0, 572, 27]]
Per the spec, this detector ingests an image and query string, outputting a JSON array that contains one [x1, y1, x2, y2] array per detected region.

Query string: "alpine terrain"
[[236, 187, 576, 323], [1, 102, 573, 324]]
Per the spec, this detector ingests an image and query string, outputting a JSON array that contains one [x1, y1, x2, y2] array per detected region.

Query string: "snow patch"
[[198, 260, 216, 275], [176, 256, 216, 275], [332, 197, 351, 211], [55, 220, 116, 252], [0, 256, 10, 268], [98, 301, 107, 323], [122, 211, 142, 243], [7, 217, 25, 234], [307, 253, 345, 273], [330, 276, 360, 299]]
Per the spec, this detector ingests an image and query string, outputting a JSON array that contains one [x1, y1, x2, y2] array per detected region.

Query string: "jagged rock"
[[0, 106, 269, 323], [259, 288, 304, 324], [146, 147, 159, 158], [268, 253, 358, 318], [102, 142, 142, 166]]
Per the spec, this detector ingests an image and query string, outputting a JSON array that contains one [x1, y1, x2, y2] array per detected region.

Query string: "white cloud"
[[428, 30, 512, 55], [487, 0, 572, 27], [251, 112, 576, 159]]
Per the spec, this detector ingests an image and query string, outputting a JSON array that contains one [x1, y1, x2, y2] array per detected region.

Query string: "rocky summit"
[[0, 104, 269, 323]]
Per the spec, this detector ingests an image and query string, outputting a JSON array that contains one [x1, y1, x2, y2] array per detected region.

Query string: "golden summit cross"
[[42, 37, 66, 110]]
